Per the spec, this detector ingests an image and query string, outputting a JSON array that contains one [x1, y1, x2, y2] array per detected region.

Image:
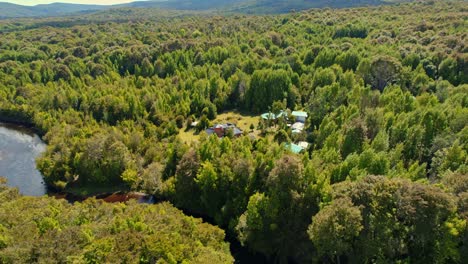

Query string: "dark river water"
[[0, 123, 47, 196]]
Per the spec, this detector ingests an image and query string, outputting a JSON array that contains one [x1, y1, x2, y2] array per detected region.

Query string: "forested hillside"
[[138, 0, 386, 13], [231, 0, 385, 14], [0, 2, 108, 19], [0, 0, 466, 263], [0, 0, 395, 18]]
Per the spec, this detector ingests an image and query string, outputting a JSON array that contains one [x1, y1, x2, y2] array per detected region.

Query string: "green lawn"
[[214, 111, 260, 135], [178, 128, 201, 144], [177, 111, 262, 143]]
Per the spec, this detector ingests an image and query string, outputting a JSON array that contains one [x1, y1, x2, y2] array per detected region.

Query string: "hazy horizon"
[[1, 0, 150, 6]]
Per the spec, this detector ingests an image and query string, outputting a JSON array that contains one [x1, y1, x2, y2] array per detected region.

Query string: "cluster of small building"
[[205, 123, 243, 138], [289, 111, 307, 134], [261, 110, 310, 154], [261, 110, 307, 132], [201, 110, 310, 154]]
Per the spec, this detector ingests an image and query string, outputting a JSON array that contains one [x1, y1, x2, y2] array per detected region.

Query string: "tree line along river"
[[0, 122, 153, 201], [0, 122, 267, 263]]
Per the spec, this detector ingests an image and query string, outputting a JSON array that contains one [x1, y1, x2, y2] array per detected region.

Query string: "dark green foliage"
[[333, 24, 368, 39], [336, 50, 361, 72], [317, 176, 464, 263], [308, 198, 363, 262], [274, 129, 290, 143], [237, 155, 318, 262], [361, 56, 402, 91], [313, 49, 338, 69], [341, 118, 367, 159], [245, 69, 292, 113]]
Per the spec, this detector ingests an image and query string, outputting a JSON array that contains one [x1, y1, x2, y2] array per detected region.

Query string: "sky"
[[2, 0, 146, 6]]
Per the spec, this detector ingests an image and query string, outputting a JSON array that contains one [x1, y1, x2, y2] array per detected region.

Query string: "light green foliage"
[[0, 1, 466, 263], [0, 182, 233, 263], [0, 182, 233, 264]]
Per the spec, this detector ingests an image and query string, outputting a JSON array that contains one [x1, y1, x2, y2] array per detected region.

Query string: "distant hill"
[[0, 0, 402, 19], [130, 0, 248, 10], [0, 2, 108, 18], [230, 0, 386, 14], [126, 0, 387, 13]]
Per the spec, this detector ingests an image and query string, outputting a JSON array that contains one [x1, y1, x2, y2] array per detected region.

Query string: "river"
[[0, 122, 266, 263], [0, 122, 47, 196]]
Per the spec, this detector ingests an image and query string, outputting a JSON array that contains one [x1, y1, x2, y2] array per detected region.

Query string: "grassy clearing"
[[214, 111, 261, 135], [178, 128, 200, 145], [177, 111, 262, 144]]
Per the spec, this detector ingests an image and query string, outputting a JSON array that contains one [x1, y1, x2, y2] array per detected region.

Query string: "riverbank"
[[0, 121, 268, 263], [0, 116, 44, 137], [48, 187, 269, 263], [50, 190, 154, 204]]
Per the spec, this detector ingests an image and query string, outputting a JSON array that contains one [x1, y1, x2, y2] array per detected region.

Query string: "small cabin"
[[206, 123, 243, 138], [291, 122, 305, 134], [291, 111, 308, 123]]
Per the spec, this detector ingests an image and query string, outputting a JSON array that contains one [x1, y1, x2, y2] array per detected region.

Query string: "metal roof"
[[291, 111, 308, 117], [285, 143, 304, 154], [261, 110, 286, 120]]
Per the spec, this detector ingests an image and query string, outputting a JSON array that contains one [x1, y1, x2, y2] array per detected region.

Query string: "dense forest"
[[0, 179, 233, 263], [0, 0, 467, 263]]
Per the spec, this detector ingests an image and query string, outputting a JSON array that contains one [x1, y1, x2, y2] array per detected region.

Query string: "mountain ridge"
[[0, 0, 404, 18], [0, 2, 109, 18]]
